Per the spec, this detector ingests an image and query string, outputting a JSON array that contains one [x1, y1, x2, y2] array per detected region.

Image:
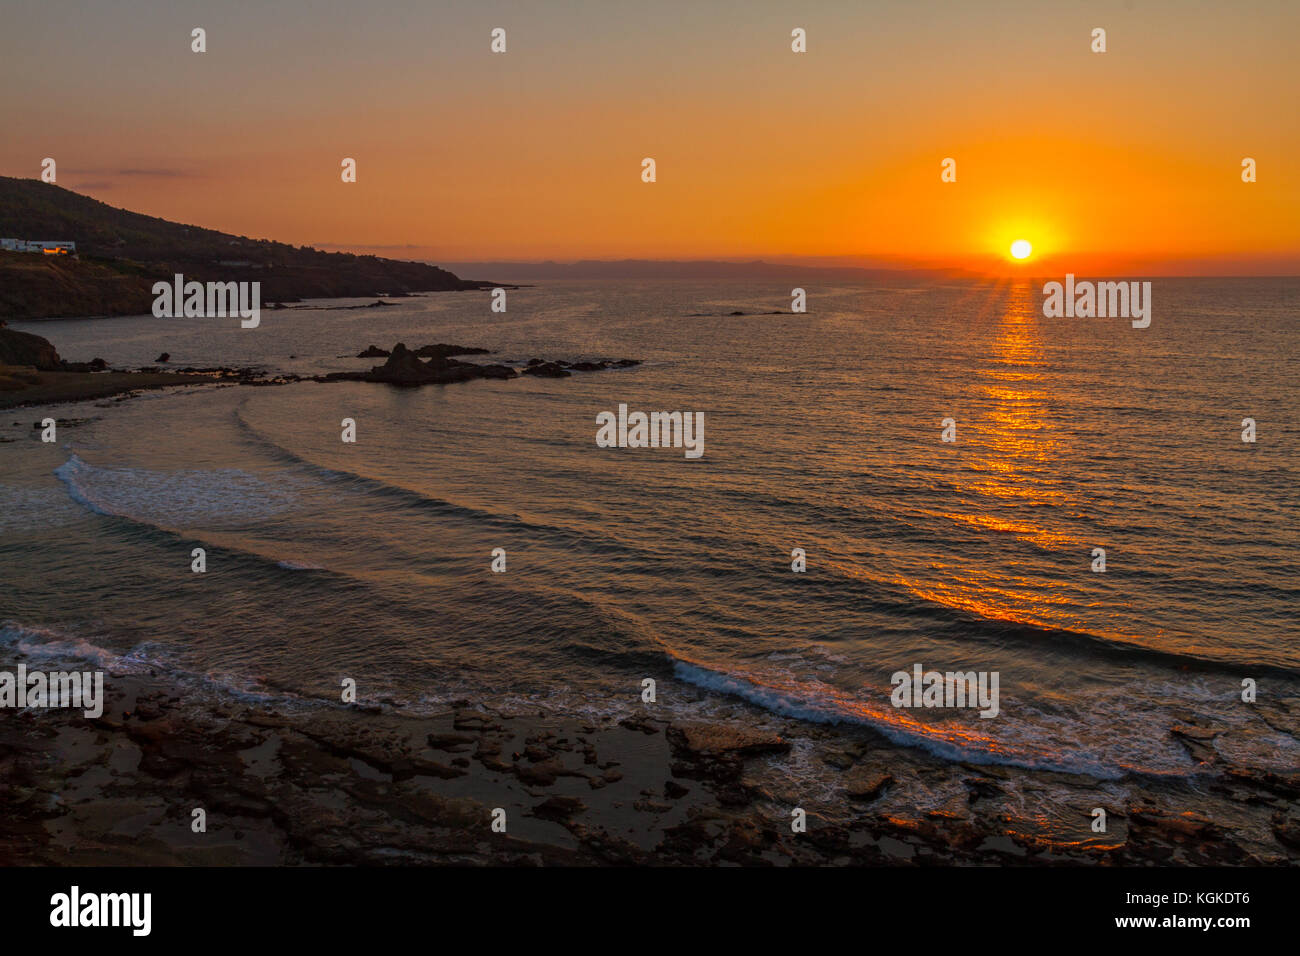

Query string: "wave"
[[54, 452, 297, 526], [668, 655, 1279, 780], [0, 619, 323, 712], [232, 406, 643, 556]]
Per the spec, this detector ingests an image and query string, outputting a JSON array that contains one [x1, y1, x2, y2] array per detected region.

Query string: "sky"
[[2, 0, 1298, 274]]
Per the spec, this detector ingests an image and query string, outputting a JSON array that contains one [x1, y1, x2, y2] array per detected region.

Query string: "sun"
[[1010, 239, 1032, 260]]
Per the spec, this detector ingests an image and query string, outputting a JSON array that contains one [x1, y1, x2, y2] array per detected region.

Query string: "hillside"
[[0, 177, 489, 320]]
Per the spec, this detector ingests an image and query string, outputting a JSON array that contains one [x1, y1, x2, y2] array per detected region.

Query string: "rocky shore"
[[323, 342, 641, 386], [0, 327, 641, 410], [2, 658, 1295, 866]]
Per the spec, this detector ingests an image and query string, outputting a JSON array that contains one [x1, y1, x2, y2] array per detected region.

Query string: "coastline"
[[0, 368, 236, 412], [2, 644, 1295, 866]]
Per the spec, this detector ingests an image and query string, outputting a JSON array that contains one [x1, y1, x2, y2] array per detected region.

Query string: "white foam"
[[670, 659, 1232, 780], [54, 453, 296, 526]]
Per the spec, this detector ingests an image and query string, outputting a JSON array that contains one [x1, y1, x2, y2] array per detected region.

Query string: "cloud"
[[115, 168, 196, 178], [65, 167, 199, 180]]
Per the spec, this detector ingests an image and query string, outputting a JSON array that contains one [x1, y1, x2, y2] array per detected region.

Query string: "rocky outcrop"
[[413, 343, 490, 359], [521, 361, 570, 378], [0, 327, 61, 369], [318, 343, 639, 389]]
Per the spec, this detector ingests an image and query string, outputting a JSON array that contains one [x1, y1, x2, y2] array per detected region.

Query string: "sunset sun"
[[1010, 239, 1033, 260]]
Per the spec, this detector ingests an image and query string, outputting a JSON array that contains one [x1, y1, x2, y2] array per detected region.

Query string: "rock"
[[1128, 806, 1219, 842], [1224, 768, 1300, 798], [633, 798, 674, 814], [822, 750, 856, 770], [1272, 813, 1300, 850], [962, 776, 1002, 803], [367, 343, 440, 385], [668, 723, 790, 757], [452, 710, 501, 732], [664, 780, 690, 799], [532, 795, 585, 821], [517, 759, 564, 786], [155, 353, 170, 363], [521, 361, 571, 378], [324, 343, 632, 390], [618, 716, 660, 735], [0, 328, 60, 370], [57, 357, 109, 372], [844, 768, 894, 801], [413, 344, 490, 359]]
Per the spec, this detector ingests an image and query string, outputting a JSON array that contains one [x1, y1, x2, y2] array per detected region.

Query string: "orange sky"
[[2, 0, 1297, 274]]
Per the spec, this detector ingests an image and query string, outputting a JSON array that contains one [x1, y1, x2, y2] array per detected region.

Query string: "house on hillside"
[[1, 238, 77, 255]]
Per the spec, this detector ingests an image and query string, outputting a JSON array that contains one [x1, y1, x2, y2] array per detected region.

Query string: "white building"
[[0, 238, 76, 255]]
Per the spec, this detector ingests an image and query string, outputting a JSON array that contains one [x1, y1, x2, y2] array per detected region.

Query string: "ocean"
[[3, 276, 1298, 837]]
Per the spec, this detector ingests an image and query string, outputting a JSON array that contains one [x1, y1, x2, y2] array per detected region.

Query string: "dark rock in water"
[[665, 723, 785, 785], [526, 358, 543, 366], [59, 357, 109, 373], [320, 342, 630, 389], [521, 361, 571, 378], [413, 343, 491, 359], [0, 328, 60, 370], [822, 750, 856, 770], [368, 343, 439, 385], [426, 733, 475, 752], [532, 795, 586, 821], [962, 776, 1002, 804], [611, 359, 641, 367], [357, 345, 390, 358], [155, 352, 170, 363], [669, 723, 790, 758]]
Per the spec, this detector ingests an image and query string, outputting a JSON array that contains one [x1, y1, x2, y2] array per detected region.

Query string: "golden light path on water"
[[891, 281, 1133, 641]]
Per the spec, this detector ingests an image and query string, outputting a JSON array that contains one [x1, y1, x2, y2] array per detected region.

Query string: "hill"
[[0, 177, 489, 320]]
